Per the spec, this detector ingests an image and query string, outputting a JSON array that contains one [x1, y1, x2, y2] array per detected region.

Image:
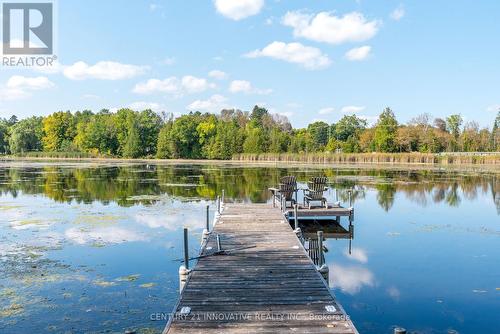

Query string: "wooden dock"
[[164, 203, 358, 334], [285, 205, 354, 221]]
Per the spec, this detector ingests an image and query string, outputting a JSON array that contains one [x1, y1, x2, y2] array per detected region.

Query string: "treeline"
[[0, 106, 499, 158]]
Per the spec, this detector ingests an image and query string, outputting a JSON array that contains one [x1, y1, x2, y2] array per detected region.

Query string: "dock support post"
[[317, 231, 324, 267], [294, 204, 299, 230], [206, 205, 210, 231], [183, 228, 189, 270], [217, 196, 220, 214], [222, 189, 225, 204], [216, 234, 222, 252], [317, 231, 329, 281], [348, 190, 352, 207], [179, 228, 190, 293], [394, 328, 407, 334], [201, 205, 210, 244]]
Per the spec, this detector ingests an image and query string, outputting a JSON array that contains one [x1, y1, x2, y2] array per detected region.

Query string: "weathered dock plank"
[[164, 203, 357, 334]]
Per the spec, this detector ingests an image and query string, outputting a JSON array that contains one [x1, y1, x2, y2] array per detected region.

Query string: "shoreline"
[[1, 155, 499, 173]]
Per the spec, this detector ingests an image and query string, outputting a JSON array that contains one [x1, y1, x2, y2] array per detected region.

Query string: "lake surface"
[[0, 161, 498, 334]]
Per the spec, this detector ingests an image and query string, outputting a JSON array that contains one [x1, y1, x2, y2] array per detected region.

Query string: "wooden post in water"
[[183, 228, 189, 270], [348, 189, 352, 207], [221, 189, 225, 204], [202, 205, 210, 244], [317, 231, 324, 267], [217, 196, 220, 214], [317, 230, 329, 281], [216, 234, 222, 252], [179, 228, 190, 293], [294, 204, 299, 230], [206, 205, 210, 231]]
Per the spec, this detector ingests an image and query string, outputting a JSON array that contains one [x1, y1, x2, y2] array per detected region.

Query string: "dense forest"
[[0, 106, 499, 159]]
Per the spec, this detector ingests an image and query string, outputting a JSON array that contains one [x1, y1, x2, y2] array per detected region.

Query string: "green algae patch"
[[116, 274, 140, 282], [0, 303, 24, 318], [0, 288, 16, 299], [73, 214, 124, 226], [0, 205, 22, 211], [93, 280, 117, 287]]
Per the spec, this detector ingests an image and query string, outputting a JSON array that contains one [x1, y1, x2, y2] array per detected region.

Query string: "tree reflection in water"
[[0, 163, 498, 214]]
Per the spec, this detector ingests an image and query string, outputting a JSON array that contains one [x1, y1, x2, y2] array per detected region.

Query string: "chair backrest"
[[279, 182, 295, 200], [280, 175, 297, 187], [307, 176, 328, 192]]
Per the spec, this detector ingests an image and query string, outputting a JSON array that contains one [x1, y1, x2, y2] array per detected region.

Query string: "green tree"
[[123, 118, 141, 158], [157, 120, 173, 159], [9, 117, 44, 154], [196, 115, 218, 158], [137, 109, 163, 156], [446, 114, 463, 151], [0, 120, 9, 154], [334, 115, 367, 141], [307, 121, 329, 151], [249, 105, 268, 128], [42, 111, 77, 151], [169, 113, 203, 158], [446, 114, 463, 139], [374, 107, 398, 152], [214, 120, 244, 159], [243, 126, 266, 153], [491, 110, 500, 151], [74, 111, 118, 155]]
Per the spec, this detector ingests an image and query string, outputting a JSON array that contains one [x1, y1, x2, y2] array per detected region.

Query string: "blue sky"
[[1, 0, 499, 128]]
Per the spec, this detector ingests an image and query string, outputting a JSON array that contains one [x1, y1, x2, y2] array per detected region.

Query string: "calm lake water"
[[0, 161, 498, 334]]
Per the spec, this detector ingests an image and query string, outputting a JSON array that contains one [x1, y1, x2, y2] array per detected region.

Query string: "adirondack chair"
[[303, 176, 328, 209], [268, 176, 298, 209]]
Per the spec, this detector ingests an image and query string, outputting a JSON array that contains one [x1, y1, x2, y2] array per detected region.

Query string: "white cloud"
[[341, 105, 365, 113], [282, 11, 380, 45], [182, 75, 215, 93], [344, 247, 368, 263], [345, 45, 371, 61], [162, 57, 175, 65], [133, 75, 214, 95], [245, 41, 331, 70], [208, 70, 228, 80], [135, 210, 205, 231], [133, 77, 179, 94], [330, 263, 375, 294], [229, 79, 272, 94], [128, 101, 163, 111], [318, 107, 335, 115], [390, 5, 405, 21], [486, 104, 500, 112], [7, 75, 54, 90], [229, 79, 251, 93], [214, 0, 264, 20], [0, 75, 54, 101], [63, 61, 148, 80], [65, 227, 146, 245], [187, 94, 228, 111]]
